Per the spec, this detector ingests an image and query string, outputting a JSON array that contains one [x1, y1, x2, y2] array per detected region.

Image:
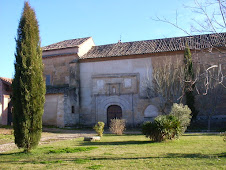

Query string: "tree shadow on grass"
[[0, 152, 225, 165], [86, 152, 226, 160], [0, 151, 27, 156], [81, 140, 152, 146], [165, 152, 225, 158], [183, 133, 220, 136]]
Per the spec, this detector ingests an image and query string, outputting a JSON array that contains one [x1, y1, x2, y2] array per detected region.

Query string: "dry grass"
[[0, 128, 13, 135]]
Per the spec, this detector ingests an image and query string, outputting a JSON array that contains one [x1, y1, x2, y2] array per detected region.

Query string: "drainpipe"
[[132, 93, 135, 127]]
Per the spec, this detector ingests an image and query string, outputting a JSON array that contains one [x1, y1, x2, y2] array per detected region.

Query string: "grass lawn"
[[0, 133, 225, 169], [0, 128, 14, 145], [0, 134, 14, 145]]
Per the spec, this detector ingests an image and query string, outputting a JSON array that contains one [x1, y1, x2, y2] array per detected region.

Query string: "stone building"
[[0, 77, 13, 125], [42, 33, 226, 127]]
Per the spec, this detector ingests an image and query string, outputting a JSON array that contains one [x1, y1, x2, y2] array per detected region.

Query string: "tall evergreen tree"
[[12, 2, 45, 153], [184, 44, 197, 119]]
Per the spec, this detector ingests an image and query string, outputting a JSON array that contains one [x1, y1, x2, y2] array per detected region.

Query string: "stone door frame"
[[95, 95, 132, 125]]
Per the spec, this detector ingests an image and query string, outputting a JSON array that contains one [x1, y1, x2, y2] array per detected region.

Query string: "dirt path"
[[0, 129, 95, 153]]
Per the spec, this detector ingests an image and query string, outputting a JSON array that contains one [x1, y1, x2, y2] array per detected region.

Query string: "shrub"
[[142, 115, 181, 142], [170, 103, 192, 133], [109, 118, 126, 135], [93, 122, 105, 137]]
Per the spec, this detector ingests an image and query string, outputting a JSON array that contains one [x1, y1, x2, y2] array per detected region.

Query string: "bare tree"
[[152, 0, 226, 36], [195, 64, 225, 130], [188, 0, 226, 34], [144, 59, 185, 114], [150, 0, 226, 121]]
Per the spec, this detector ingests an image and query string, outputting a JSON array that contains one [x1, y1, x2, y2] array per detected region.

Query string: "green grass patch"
[[0, 134, 14, 144], [48, 146, 98, 153], [0, 133, 225, 169], [34, 160, 64, 164], [87, 165, 104, 169]]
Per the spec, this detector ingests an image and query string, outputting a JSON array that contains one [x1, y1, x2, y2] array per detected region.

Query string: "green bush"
[[142, 115, 181, 142], [93, 122, 105, 137], [109, 118, 126, 135], [170, 103, 192, 133]]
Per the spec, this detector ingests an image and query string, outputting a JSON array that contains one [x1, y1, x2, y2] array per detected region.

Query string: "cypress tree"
[[184, 44, 198, 119], [12, 2, 45, 153]]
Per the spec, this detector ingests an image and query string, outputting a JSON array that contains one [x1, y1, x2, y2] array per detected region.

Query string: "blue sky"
[[0, 0, 221, 78]]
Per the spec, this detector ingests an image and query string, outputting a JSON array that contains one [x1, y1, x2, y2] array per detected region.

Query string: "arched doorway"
[[107, 105, 122, 126]]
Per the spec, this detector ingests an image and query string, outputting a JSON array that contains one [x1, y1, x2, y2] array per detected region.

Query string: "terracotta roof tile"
[[0, 77, 13, 85], [81, 33, 226, 59], [42, 37, 91, 51]]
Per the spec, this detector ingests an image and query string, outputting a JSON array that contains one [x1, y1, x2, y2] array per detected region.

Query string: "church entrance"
[[107, 105, 122, 126]]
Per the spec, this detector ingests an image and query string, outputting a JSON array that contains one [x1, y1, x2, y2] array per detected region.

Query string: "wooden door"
[[107, 105, 122, 126]]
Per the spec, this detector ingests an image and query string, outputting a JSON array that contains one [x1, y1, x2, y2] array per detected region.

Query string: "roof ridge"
[[0, 77, 13, 84], [56, 36, 91, 43], [42, 37, 92, 51], [93, 32, 226, 48], [81, 32, 226, 59], [77, 37, 92, 47], [45, 36, 91, 45], [0, 77, 13, 80]]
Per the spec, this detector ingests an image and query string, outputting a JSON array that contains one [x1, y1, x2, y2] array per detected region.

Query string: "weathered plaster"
[[0, 80, 12, 125], [42, 40, 226, 127]]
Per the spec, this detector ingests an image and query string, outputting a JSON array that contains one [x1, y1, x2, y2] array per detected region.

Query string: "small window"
[[71, 106, 75, 113], [46, 75, 51, 85]]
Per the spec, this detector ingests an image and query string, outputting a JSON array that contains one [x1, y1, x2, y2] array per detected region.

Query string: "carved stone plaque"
[[97, 80, 104, 89], [124, 78, 132, 88]]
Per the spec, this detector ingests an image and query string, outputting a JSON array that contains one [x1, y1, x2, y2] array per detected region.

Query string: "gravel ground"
[[0, 129, 96, 153]]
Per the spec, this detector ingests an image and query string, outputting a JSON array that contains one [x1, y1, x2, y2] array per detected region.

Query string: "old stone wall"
[[79, 49, 226, 126], [43, 47, 78, 56], [0, 81, 12, 125], [43, 50, 81, 127], [43, 94, 64, 127], [79, 56, 163, 126], [0, 81, 2, 124], [63, 89, 80, 126], [43, 54, 78, 86], [192, 49, 226, 116], [42, 46, 226, 127]]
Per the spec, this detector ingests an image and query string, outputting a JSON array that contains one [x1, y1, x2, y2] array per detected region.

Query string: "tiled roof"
[[81, 33, 226, 59], [42, 37, 91, 51], [0, 77, 13, 85]]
